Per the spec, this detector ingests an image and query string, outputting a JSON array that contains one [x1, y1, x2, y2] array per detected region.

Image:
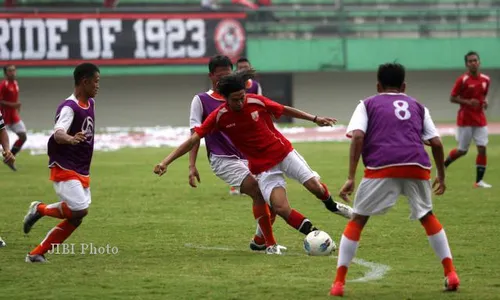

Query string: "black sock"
[[444, 158, 452, 168], [323, 196, 339, 213], [299, 220, 318, 235], [476, 166, 486, 183], [11, 146, 21, 156]]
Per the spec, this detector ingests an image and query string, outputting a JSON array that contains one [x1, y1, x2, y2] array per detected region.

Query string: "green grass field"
[[1, 136, 499, 300]]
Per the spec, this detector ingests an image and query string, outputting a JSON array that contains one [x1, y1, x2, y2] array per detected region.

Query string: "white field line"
[[184, 243, 390, 283]]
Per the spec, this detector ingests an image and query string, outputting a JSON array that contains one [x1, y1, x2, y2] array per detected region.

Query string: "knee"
[[18, 133, 27, 142], [273, 202, 291, 219], [241, 178, 264, 201], [457, 150, 467, 156], [70, 209, 88, 222], [68, 209, 88, 227], [477, 146, 486, 156]]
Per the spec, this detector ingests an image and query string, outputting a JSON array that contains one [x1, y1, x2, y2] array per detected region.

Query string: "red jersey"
[[194, 94, 293, 174], [450, 72, 490, 127], [0, 79, 20, 124]]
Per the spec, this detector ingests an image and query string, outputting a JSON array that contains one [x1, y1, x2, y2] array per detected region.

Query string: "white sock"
[[427, 229, 452, 261], [337, 234, 359, 268]]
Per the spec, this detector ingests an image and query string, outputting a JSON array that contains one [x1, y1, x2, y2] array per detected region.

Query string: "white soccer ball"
[[303, 230, 336, 256]]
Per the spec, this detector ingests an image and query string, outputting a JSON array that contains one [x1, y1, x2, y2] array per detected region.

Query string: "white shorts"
[[354, 178, 432, 220], [256, 150, 319, 205], [6, 120, 26, 134], [456, 126, 488, 151], [53, 180, 91, 211], [210, 155, 251, 190]]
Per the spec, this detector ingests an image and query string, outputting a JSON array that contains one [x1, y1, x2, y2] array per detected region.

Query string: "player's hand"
[[2, 150, 15, 164], [70, 131, 86, 145], [188, 165, 201, 187], [469, 99, 480, 107], [315, 117, 337, 127], [339, 179, 355, 203], [154, 163, 167, 176], [483, 100, 488, 110], [432, 177, 446, 195]]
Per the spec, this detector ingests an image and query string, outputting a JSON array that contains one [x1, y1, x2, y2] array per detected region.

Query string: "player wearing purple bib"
[[236, 57, 262, 96], [23, 63, 100, 263], [330, 63, 459, 296]]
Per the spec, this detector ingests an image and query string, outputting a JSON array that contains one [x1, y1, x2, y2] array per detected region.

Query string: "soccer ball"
[[303, 230, 336, 256]]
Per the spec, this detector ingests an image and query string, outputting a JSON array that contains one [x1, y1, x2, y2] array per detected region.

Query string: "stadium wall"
[[18, 69, 500, 130]]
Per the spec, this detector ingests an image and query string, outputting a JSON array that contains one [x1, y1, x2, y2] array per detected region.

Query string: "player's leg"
[[0, 236, 5, 247], [10, 120, 27, 156], [444, 126, 470, 168], [210, 156, 277, 250], [252, 208, 277, 250], [330, 178, 400, 297], [404, 179, 459, 291], [473, 126, 491, 188], [25, 180, 90, 263], [239, 174, 278, 249], [259, 170, 319, 238], [3, 121, 27, 171], [282, 150, 353, 219]]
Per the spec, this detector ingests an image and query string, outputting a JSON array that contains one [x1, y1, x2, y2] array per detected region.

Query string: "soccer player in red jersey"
[[444, 51, 491, 188], [154, 69, 353, 248], [0, 65, 27, 171]]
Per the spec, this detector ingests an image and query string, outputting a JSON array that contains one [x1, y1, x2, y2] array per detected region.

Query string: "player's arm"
[[53, 106, 86, 145], [156, 133, 202, 172], [0, 100, 21, 108], [449, 77, 477, 106], [259, 96, 336, 126], [339, 102, 367, 202], [422, 107, 446, 194], [155, 109, 217, 176], [188, 96, 203, 187]]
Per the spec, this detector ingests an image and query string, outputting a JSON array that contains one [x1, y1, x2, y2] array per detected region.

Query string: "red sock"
[[37, 202, 73, 219], [319, 183, 331, 201], [448, 148, 460, 160], [29, 220, 77, 256], [253, 204, 276, 247]]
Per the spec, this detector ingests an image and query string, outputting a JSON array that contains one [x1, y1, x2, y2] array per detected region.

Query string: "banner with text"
[[0, 12, 247, 66]]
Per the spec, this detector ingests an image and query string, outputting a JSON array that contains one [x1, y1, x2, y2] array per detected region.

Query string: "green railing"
[[2, 5, 499, 38]]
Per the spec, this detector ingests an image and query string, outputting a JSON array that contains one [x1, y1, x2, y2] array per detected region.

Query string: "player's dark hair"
[[208, 55, 233, 74], [3, 64, 13, 75], [464, 51, 480, 63], [73, 63, 100, 85], [377, 62, 405, 90], [217, 69, 256, 98], [236, 57, 250, 64]]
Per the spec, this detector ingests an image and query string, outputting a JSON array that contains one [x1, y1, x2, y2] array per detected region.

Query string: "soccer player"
[[0, 110, 14, 248], [154, 69, 353, 250], [236, 57, 262, 95], [22, 63, 100, 263], [0, 64, 27, 171], [188, 55, 280, 253], [329, 63, 459, 297], [444, 51, 491, 188]]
